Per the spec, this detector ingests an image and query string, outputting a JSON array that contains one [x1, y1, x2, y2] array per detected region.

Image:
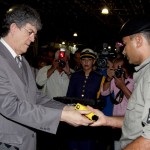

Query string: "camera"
[[58, 59, 66, 68], [58, 48, 66, 68], [115, 65, 124, 78], [97, 57, 108, 69], [97, 43, 116, 69]]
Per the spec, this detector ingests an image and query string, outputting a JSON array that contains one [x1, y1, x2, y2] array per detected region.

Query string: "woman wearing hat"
[[66, 48, 111, 150], [67, 48, 102, 103]]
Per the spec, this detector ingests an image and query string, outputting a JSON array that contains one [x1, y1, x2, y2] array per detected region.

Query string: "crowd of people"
[[32, 41, 135, 150], [1, 3, 150, 150]]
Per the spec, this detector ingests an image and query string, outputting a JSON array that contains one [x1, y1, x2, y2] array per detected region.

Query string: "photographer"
[[36, 48, 73, 99], [101, 56, 134, 150]]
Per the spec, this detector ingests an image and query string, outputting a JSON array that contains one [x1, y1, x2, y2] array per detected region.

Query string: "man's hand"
[[86, 106, 107, 126], [87, 106, 124, 128], [61, 105, 94, 127], [47, 59, 59, 78], [114, 75, 126, 89]]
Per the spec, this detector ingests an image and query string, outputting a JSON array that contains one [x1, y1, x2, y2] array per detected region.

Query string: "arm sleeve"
[[0, 62, 63, 134], [100, 79, 114, 96], [36, 66, 50, 86], [141, 78, 150, 140]]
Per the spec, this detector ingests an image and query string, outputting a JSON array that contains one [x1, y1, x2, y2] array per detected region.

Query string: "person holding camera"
[[101, 56, 134, 150], [36, 49, 73, 99]]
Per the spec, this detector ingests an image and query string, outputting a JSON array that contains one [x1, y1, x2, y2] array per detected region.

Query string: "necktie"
[[15, 56, 22, 68]]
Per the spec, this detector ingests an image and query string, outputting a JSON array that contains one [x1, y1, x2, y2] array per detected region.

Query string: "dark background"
[[0, 0, 150, 51]]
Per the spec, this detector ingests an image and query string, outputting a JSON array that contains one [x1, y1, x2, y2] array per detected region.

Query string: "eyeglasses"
[[23, 27, 37, 38]]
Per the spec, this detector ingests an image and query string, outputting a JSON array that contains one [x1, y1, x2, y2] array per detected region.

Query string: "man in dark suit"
[[0, 4, 93, 150]]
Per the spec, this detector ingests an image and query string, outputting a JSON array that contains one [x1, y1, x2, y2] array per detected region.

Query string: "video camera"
[[58, 48, 66, 68], [97, 43, 116, 69]]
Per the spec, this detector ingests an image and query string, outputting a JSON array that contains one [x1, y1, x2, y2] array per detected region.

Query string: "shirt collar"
[[135, 56, 150, 72], [0, 38, 21, 59]]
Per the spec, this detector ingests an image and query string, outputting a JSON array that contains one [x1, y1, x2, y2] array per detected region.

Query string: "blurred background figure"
[[30, 47, 54, 79], [46, 49, 55, 65], [70, 49, 82, 71], [36, 48, 73, 99], [101, 57, 115, 117], [30, 56, 48, 80]]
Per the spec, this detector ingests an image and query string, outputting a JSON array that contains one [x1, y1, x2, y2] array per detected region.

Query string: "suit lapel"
[[0, 41, 26, 85]]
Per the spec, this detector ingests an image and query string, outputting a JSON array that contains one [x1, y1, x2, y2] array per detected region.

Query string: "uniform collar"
[[135, 56, 150, 72]]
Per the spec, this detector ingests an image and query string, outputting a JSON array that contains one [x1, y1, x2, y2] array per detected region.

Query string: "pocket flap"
[[0, 133, 23, 145]]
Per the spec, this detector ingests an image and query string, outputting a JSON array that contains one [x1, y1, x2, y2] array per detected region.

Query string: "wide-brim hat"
[[80, 48, 97, 59]]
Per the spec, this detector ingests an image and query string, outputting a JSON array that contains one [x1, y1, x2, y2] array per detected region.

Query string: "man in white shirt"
[[36, 49, 73, 99]]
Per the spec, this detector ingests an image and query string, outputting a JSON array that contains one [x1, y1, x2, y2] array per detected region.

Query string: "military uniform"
[[121, 56, 150, 148]]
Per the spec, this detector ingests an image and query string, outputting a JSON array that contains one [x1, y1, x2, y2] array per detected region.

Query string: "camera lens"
[[58, 59, 66, 68], [97, 58, 107, 68], [115, 68, 123, 78]]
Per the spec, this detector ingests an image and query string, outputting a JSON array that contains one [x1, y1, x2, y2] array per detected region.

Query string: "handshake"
[[75, 103, 98, 121]]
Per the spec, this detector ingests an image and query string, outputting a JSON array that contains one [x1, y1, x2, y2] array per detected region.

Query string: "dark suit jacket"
[[0, 41, 66, 150], [67, 70, 103, 100]]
